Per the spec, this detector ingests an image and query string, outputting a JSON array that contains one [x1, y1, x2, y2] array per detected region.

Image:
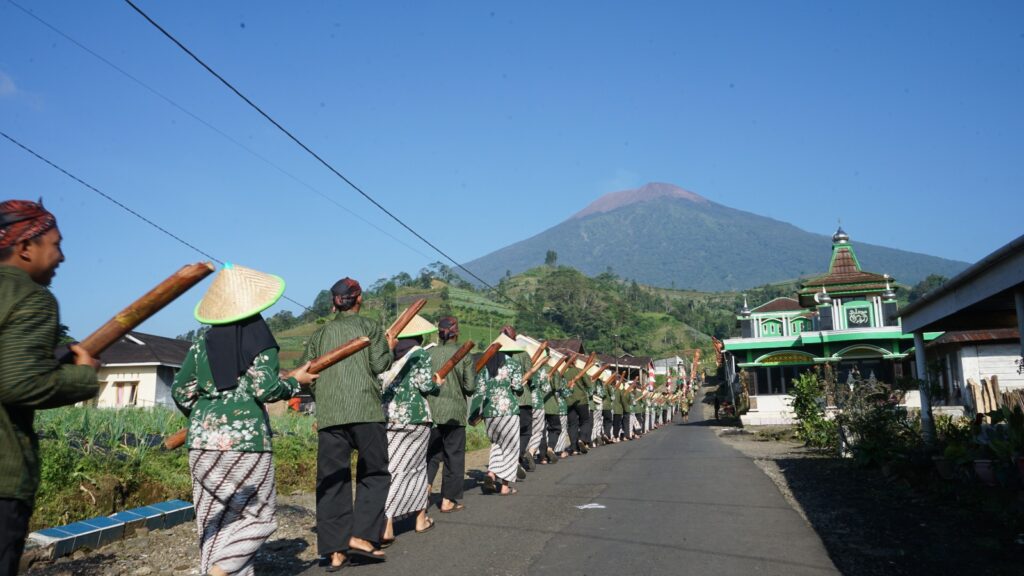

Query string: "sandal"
[[499, 487, 518, 496], [439, 503, 464, 513], [379, 537, 395, 549], [325, 554, 348, 572], [347, 547, 386, 564], [415, 517, 436, 534]]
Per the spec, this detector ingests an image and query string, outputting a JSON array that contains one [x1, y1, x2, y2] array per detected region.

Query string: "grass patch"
[[32, 407, 486, 531]]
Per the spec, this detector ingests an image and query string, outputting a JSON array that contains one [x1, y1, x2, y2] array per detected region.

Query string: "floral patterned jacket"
[[473, 356, 525, 418], [172, 337, 299, 452], [380, 347, 439, 426]]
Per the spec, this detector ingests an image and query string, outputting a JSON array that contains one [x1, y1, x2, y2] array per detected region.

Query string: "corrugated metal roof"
[[928, 328, 1020, 347]]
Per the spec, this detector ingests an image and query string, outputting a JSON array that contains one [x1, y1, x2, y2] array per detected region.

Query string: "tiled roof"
[[547, 338, 585, 354], [750, 297, 805, 314], [99, 331, 192, 367], [801, 246, 889, 289]]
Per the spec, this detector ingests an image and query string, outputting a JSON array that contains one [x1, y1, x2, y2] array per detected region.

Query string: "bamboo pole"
[[434, 340, 475, 382], [385, 298, 428, 342], [473, 341, 503, 373], [79, 262, 215, 356], [164, 335, 370, 450]]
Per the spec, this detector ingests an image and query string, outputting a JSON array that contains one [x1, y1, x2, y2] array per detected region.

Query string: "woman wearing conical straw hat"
[[475, 334, 526, 495], [171, 263, 318, 576], [379, 314, 440, 547]]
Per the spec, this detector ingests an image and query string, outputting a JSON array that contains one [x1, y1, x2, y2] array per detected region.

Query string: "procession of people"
[[0, 200, 698, 575]]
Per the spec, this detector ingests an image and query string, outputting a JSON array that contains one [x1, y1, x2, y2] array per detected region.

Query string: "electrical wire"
[[121, 0, 533, 315], [6, 0, 434, 263], [0, 129, 315, 313]]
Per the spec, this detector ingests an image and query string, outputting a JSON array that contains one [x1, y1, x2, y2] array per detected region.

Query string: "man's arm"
[[0, 291, 97, 408]]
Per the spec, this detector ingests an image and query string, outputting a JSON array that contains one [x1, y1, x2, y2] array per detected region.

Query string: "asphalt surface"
[[300, 413, 839, 576]]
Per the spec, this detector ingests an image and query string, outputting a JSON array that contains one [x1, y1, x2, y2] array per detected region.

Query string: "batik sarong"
[[528, 407, 544, 454], [486, 416, 520, 483], [189, 450, 277, 576], [591, 403, 604, 442], [385, 423, 430, 519], [555, 415, 570, 451]]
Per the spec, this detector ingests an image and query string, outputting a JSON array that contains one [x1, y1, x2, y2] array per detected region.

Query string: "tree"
[[907, 274, 947, 304], [545, 249, 558, 266]]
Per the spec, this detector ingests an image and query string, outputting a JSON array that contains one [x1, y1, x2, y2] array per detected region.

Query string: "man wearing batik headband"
[[0, 200, 100, 574], [303, 277, 393, 569], [426, 316, 476, 513]]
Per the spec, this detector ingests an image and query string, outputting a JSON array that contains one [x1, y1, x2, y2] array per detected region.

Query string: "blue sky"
[[2, 0, 1022, 338]]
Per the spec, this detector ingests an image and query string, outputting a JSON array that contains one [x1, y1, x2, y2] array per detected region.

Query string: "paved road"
[[301, 413, 838, 576]]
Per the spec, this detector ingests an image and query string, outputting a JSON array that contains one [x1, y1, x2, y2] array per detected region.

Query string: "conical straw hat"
[[495, 333, 525, 352], [398, 314, 438, 338], [515, 335, 542, 358], [194, 263, 285, 325]]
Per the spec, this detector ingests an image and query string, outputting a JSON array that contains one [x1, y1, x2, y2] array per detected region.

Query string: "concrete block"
[[109, 510, 147, 538], [129, 505, 166, 531], [149, 499, 194, 528], [81, 516, 124, 548]]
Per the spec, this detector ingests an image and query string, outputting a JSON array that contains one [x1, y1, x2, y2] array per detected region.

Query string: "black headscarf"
[[486, 351, 507, 378], [205, 314, 279, 391], [394, 336, 421, 361]]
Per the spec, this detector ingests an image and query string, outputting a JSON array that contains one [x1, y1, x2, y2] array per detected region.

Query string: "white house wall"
[[96, 366, 175, 409], [959, 344, 1024, 390]]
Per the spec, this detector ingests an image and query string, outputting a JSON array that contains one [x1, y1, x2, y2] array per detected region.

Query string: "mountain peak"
[[572, 182, 709, 219]]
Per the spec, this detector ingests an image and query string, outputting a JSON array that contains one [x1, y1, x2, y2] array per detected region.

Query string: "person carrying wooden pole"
[[0, 200, 101, 574]]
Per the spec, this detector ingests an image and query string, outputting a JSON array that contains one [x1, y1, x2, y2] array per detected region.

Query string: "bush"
[[833, 377, 919, 467], [790, 370, 837, 450]]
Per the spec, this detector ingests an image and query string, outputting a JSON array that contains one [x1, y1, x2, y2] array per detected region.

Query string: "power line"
[[0, 129, 313, 313], [6, 0, 434, 263], [121, 0, 533, 314]]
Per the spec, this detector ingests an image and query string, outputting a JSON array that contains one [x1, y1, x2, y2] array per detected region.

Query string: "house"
[[900, 232, 1024, 425], [93, 332, 192, 409], [722, 228, 941, 425], [925, 329, 1023, 410]]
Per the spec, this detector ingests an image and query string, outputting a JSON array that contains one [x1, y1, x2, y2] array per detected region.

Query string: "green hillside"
[[269, 265, 753, 370]]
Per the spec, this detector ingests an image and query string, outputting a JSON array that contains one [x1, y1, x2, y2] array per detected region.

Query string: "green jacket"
[[303, 310, 393, 428], [542, 368, 564, 415], [567, 369, 592, 407], [510, 352, 533, 407], [427, 341, 476, 426], [381, 348, 438, 425], [0, 266, 98, 505], [172, 338, 299, 452], [472, 354, 524, 418]]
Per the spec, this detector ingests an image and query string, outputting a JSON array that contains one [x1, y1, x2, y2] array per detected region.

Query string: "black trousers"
[[0, 498, 30, 576], [602, 410, 613, 438], [541, 413, 561, 455], [567, 403, 591, 450], [316, 422, 390, 555], [518, 405, 532, 457], [612, 413, 623, 438], [426, 424, 466, 502]]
